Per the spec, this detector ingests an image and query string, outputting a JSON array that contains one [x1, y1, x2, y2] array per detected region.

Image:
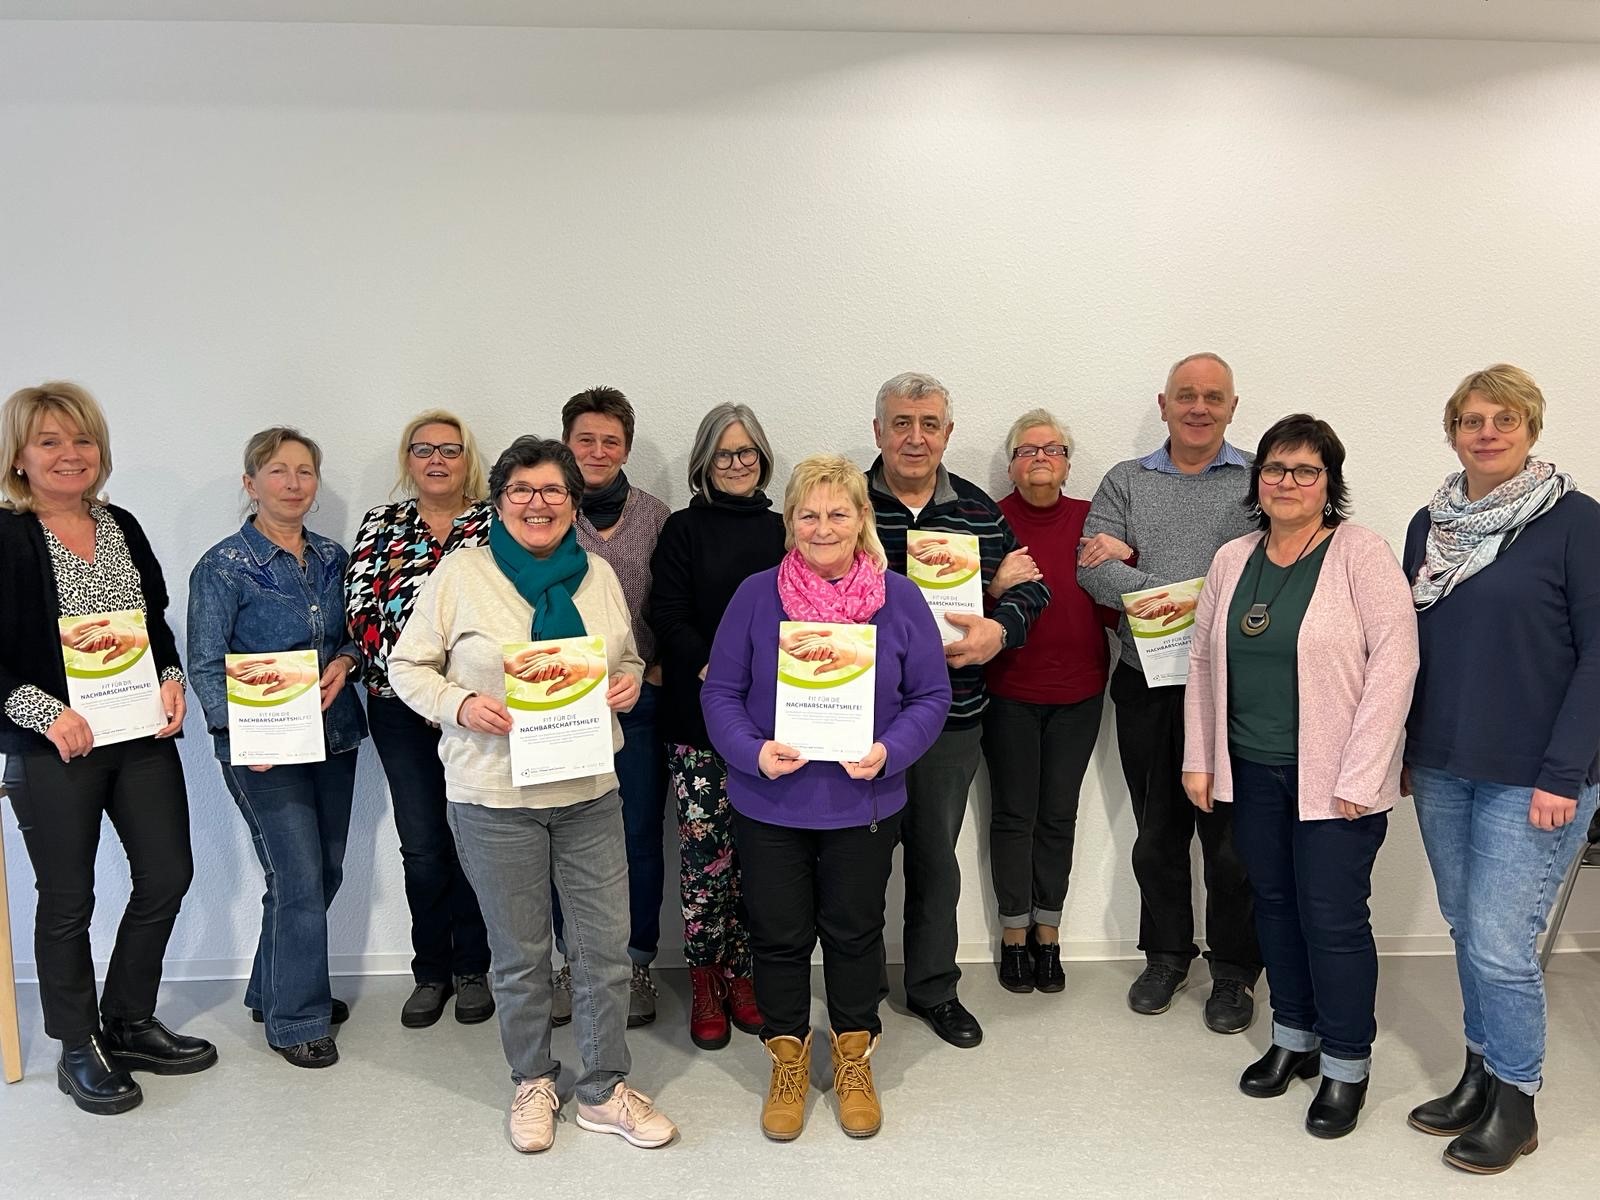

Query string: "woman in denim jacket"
[[188, 426, 367, 1069]]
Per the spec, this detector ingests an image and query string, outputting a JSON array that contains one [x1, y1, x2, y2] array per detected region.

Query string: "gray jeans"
[[446, 791, 631, 1104]]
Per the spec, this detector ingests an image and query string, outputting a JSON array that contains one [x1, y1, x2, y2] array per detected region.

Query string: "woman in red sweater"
[[984, 409, 1121, 993]]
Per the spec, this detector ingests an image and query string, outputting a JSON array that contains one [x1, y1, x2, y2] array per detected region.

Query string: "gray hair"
[[1005, 408, 1074, 459], [1163, 352, 1235, 397], [874, 371, 952, 428], [687, 403, 775, 496]]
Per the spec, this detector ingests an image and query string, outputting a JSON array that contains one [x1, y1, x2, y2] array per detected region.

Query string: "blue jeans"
[[367, 694, 490, 983], [447, 792, 632, 1105], [1411, 766, 1600, 1093], [223, 751, 358, 1047], [553, 680, 665, 965], [1230, 757, 1387, 1083]]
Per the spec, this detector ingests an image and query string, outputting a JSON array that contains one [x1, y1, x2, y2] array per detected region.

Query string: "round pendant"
[[1240, 605, 1271, 637]]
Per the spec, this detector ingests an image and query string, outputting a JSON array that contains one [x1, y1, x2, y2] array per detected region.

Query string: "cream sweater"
[[388, 545, 644, 809]]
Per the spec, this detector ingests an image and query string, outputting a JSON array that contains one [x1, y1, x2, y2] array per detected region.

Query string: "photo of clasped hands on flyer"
[[777, 625, 876, 677], [906, 534, 980, 580], [59, 615, 148, 669], [503, 642, 607, 700], [1124, 579, 1202, 630], [224, 655, 320, 699]]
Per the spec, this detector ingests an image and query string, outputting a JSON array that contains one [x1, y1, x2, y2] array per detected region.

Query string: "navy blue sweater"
[[1403, 491, 1600, 796]]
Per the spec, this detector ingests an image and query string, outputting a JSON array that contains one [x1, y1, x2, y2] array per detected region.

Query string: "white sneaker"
[[509, 1077, 560, 1153], [575, 1082, 678, 1149]]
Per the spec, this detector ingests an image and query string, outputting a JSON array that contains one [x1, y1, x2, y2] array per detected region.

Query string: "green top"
[[1225, 536, 1331, 765]]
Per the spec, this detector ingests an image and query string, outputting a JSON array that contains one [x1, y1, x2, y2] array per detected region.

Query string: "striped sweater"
[[867, 458, 1050, 729]]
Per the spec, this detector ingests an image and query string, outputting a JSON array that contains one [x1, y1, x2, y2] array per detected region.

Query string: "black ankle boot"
[[1407, 1050, 1488, 1136], [998, 942, 1034, 993], [1444, 1079, 1537, 1174], [103, 1016, 219, 1075], [1030, 937, 1065, 994], [1239, 1045, 1320, 1098], [1306, 1075, 1367, 1138], [57, 1034, 143, 1115]]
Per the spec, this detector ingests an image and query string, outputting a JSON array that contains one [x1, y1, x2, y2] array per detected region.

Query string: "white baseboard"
[[12, 933, 1599, 984]]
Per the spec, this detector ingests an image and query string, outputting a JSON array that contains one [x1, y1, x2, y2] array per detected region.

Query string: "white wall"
[[3, 21, 1598, 977]]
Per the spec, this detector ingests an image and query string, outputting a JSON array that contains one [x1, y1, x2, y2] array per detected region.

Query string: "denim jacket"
[[187, 519, 367, 762]]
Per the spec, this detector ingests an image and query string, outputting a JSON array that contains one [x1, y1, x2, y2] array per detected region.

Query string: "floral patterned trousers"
[[669, 744, 752, 976]]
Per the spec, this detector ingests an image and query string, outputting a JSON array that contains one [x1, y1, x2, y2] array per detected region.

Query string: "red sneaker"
[[688, 966, 730, 1050], [726, 973, 764, 1036]]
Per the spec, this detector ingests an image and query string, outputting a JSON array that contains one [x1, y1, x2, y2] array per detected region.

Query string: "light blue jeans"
[[1411, 766, 1600, 1094], [446, 791, 632, 1105]]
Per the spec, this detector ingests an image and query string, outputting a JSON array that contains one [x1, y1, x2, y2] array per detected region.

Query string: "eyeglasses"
[[502, 483, 571, 505], [713, 446, 761, 469], [1012, 444, 1070, 460], [1259, 464, 1327, 487], [409, 442, 464, 460], [1452, 411, 1524, 435]]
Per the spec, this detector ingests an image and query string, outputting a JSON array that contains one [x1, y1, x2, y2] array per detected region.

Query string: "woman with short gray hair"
[[647, 403, 785, 1049]]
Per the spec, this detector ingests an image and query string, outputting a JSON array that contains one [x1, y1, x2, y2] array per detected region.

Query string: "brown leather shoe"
[[829, 1029, 881, 1138], [761, 1032, 811, 1141]]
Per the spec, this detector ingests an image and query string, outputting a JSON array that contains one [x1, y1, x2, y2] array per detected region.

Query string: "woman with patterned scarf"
[[388, 436, 677, 1155], [1401, 364, 1600, 1176], [701, 455, 950, 1142]]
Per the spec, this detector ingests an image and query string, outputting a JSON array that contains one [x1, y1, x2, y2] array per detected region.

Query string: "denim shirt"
[[187, 519, 367, 762]]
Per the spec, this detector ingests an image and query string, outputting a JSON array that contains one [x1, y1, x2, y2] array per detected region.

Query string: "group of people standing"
[[0, 357, 1593, 1177]]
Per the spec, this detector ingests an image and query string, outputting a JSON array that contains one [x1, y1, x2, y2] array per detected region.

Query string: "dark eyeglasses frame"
[[1259, 463, 1328, 487], [502, 483, 571, 505], [713, 446, 762, 469], [409, 442, 465, 460], [1012, 443, 1070, 460]]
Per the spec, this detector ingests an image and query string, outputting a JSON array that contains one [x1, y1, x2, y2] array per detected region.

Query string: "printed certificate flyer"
[[773, 622, 876, 762], [58, 610, 165, 746], [906, 531, 983, 645], [503, 636, 613, 787], [1121, 577, 1205, 688], [226, 649, 326, 765]]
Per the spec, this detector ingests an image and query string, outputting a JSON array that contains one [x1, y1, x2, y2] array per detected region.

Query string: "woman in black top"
[[647, 403, 785, 1050], [0, 381, 214, 1116]]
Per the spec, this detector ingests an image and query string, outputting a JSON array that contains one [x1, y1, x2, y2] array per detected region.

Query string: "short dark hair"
[[1245, 413, 1350, 530], [487, 436, 584, 511], [561, 386, 635, 450]]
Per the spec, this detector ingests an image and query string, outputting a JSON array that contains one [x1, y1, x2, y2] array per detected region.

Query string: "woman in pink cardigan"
[[1182, 414, 1418, 1139]]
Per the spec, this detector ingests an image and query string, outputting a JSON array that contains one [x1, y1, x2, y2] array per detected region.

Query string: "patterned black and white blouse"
[[2, 505, 185, 735]]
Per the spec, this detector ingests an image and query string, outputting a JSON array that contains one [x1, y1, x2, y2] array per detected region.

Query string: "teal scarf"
[[488, 516, 589, 640]]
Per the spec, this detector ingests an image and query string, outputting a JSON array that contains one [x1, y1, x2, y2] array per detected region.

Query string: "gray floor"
[[1, 955, 1596, 1199]]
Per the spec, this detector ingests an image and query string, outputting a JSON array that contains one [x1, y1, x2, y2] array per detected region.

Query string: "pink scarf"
[[776, 548, 886, 623]]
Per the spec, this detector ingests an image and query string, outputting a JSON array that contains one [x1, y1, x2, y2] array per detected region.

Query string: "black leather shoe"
[[1030, 934, 1065, 994], [274, 1036, 340, 1069], [998, 943, 1034, 993], [1444, 1080, 1537, 1174], [1204, 978, 1256, 1034], [1408, 1050, 1489, 1136], [254, 997, 349, 1025], [1306, 1076, 1368, 1138], [908, 997, 983, 1048], [401, 981, 453, 1028], [102, 1016, 219, 1075], [1127, 963, 1189, 1015], [57, 1034, 143, 1115], [453, 974, 496, 1025], [1239, 1045, 1320, 1098]]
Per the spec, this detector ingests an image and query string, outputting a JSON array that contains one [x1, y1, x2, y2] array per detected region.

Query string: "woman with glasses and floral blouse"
[[345, 410, 496, 1030]]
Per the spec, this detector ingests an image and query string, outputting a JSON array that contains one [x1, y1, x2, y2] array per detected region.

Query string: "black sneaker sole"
[[1128, 978, 1189, 1015], [401, 1007, 447, 1029], [108, 1045, 220, 1075], [999, 977, 1035, 994], [57, 1065, 143, 1115], [454, 1005, 496, 1026]]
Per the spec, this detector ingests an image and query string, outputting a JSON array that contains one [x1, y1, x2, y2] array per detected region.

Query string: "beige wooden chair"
[[0, 781, 22, 1081]]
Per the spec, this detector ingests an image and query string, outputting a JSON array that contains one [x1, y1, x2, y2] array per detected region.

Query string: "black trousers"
[[900, 724, 982, 1006], [5, 738, 193, 1044], [367, 694, 490, 982], [981, 692, 1103, 927], [1109, 661, 1260, 980], [733, 808, 902, 1040]]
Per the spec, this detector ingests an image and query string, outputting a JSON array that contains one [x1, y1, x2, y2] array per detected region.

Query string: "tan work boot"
[[829, 1029, 882, 1138], [761, 1032, 811, 1141], [508, 1077, 560, 1153]]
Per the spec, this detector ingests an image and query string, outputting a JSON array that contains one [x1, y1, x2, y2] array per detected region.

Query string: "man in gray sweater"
[[1076, 352, 1263, 1034]]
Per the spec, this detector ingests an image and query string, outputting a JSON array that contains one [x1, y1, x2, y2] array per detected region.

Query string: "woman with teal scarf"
[[389, 436, 678, 1155]]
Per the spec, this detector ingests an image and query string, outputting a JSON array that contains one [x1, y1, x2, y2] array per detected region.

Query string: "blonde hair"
[[1443, 364, 1545, 446], [1005, 407, 1074, 459], [782, 454, 887, 570], [244, 426, 323, 477], [394, 409, 488, 502], [1, 381, 113, 512]]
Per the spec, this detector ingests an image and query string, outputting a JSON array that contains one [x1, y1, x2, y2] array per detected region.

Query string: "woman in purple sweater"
[[702, 455, 950, 1144]]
